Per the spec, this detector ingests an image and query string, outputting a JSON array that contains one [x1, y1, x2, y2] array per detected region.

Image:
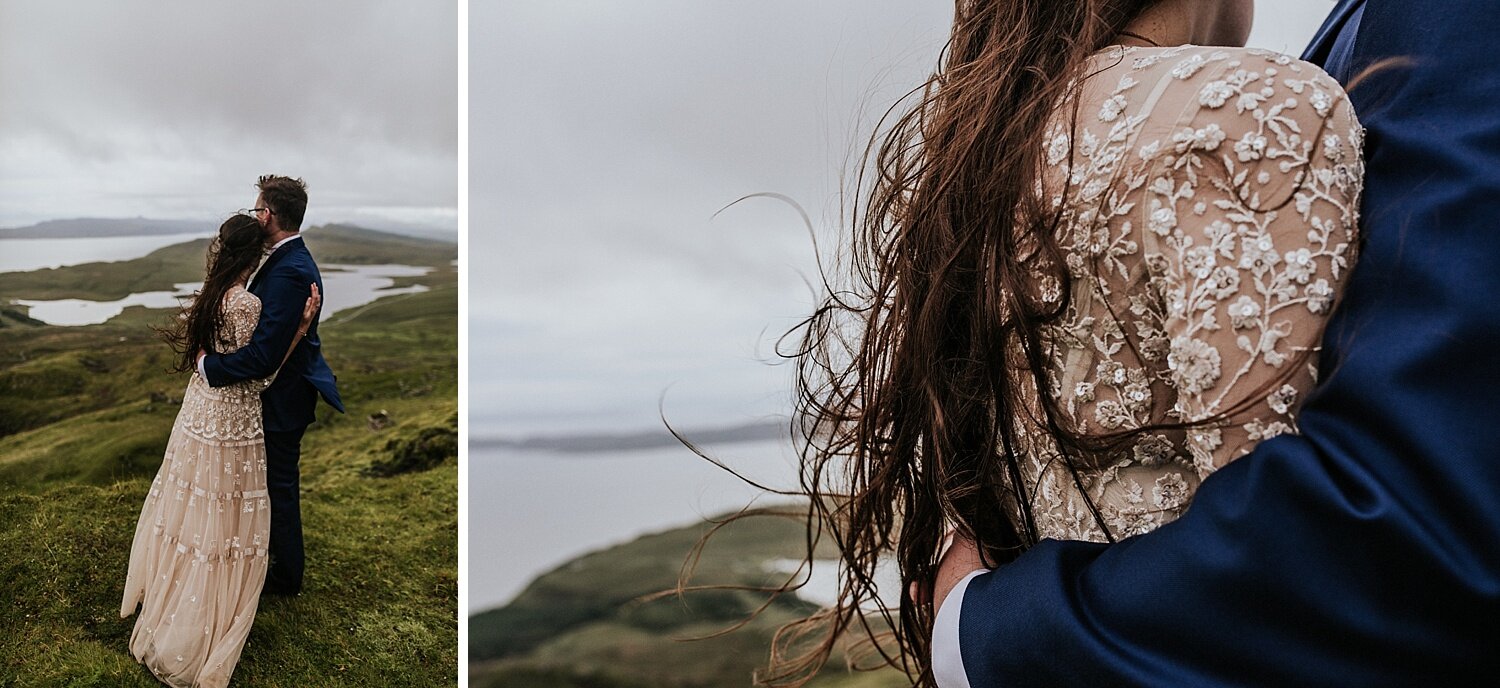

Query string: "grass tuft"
[[363, 416, 459, 478]]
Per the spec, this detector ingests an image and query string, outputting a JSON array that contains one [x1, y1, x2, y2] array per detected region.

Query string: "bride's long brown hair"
[[159, 215, 264, 373], [677, 2, 1394, 684], [687, 1, 1171, 686]]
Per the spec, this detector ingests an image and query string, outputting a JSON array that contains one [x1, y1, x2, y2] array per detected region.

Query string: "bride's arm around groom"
[[938, 1, 1500, 685]]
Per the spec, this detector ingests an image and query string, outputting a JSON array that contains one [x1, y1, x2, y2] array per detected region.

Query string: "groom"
[[198, 175, 344, 596], [933, 1, 1500, 685]]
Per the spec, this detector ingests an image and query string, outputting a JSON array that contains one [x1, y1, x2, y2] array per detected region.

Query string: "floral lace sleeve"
[[1006, 47, 1366, 541], [1143, 54, 1364, 476]]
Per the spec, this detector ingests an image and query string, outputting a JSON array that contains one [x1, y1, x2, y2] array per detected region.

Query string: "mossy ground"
[[0, 229, 457, 686]]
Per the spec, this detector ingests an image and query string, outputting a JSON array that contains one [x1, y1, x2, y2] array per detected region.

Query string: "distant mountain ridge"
[[471, 419, 788, 453], [0, 218, 209, 239], [0, 216, 456, 243], [312, 222, 454, 247]]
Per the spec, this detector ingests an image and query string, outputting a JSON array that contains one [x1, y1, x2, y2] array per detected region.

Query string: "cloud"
[[476, 0, 1335, 433], [471, 1, 948, 431], [0, 0, 456, 228]]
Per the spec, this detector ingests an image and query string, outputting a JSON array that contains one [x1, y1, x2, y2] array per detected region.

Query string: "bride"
[[119, 213, 318, 687], [756, 0, 1364, 685]]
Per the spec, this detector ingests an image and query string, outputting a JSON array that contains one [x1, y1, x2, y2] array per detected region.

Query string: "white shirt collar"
[[267, 233, 302, 253]]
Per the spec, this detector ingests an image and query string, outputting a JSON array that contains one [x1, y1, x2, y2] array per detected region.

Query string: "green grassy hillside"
[[469, 510, 911, 688], [0, 229, 457, 686]]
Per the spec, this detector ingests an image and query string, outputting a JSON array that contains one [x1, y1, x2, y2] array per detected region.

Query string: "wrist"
[[933, 535, 986, 614]]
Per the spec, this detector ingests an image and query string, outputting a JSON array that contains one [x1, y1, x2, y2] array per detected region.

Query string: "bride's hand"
[[278, 284, 321, 370], [299, 283, 321, 331]]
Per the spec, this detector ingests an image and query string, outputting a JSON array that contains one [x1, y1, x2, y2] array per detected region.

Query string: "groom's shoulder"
[[286, 237, 318, 264], [267, 239, 319, 278], [294, 239, 324, 277]]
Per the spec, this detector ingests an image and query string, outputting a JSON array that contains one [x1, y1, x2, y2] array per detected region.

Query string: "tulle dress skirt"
[[120, 371, 272, 688]]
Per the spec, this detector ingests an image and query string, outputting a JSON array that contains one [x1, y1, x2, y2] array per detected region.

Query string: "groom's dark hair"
[[257, 174, 308, 232]]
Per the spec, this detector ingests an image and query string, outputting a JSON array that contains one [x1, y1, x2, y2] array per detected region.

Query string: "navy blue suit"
[[203, 235, 344, 595], [952, 2, 1500, 684]]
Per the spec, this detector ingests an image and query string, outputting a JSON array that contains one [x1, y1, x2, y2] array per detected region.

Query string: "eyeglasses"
[[238, 207, 275, 216]]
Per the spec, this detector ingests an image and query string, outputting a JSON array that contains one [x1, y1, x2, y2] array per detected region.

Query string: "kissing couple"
[[118, 175, 344, 687]]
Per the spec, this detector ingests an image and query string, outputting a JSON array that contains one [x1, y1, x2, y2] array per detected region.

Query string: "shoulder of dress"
[[1124, 46, 1357, 140], [1117, 45, 1345, 100], [227, 284, 262, 309]]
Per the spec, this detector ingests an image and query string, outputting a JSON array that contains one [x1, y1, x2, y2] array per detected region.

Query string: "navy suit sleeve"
[[954, 3, 1500, 685], [202, 264, 308, 387]]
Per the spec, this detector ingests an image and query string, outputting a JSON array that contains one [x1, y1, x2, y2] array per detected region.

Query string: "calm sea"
[[14, 264, 430, 326], [0, 233, 210, 274], [467, 437, 805, 614]]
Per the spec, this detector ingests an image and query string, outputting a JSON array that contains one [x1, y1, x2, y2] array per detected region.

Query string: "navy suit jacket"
[[953, 1, 1500, 684], [203, 236, 344, 433]]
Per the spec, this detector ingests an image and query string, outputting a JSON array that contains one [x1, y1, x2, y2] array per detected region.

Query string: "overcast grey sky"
[[472, 1, 1337, 437], [0, 0, 456, 231]]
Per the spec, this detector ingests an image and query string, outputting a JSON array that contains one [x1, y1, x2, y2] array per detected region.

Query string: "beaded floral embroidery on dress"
[[1012, 46, 1364, 542]]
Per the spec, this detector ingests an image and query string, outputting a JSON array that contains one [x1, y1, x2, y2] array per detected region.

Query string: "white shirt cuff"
[[933, 569, 986, 688], [197, 353, 207, 379]]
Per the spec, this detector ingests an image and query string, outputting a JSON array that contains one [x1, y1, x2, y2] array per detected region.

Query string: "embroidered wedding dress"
[[121, 284, 272, 687], [1010, 45, 1364, 542]]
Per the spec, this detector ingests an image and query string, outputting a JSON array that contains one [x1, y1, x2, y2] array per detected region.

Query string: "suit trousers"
[[263, 426, 307, 595]]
